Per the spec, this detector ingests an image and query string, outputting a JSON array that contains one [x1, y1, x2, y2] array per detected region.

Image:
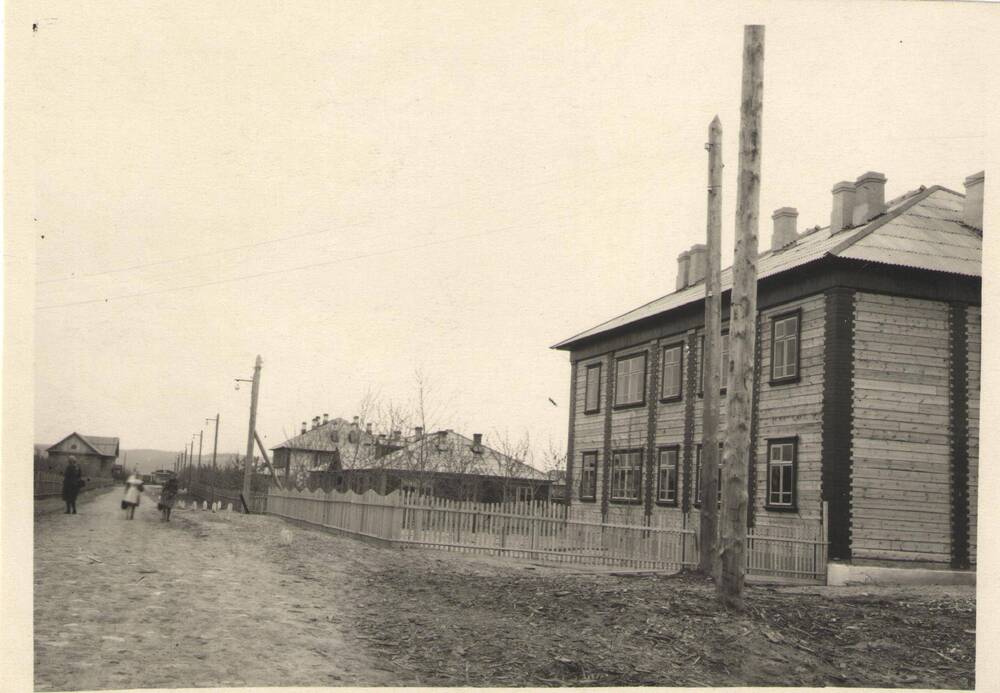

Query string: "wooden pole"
[[196, 430, 204, 485], [719, 25, 764, 610], [242, 355, 263, 510], [207, 414, 219, 505], [699, 115, 723, 576]]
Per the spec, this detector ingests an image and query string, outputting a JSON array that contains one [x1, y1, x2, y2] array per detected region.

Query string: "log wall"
[[967, 305, 980, 565], [754, 294, 826, 526], [568, 353, 608, 523], [851, 293, 952, 563]]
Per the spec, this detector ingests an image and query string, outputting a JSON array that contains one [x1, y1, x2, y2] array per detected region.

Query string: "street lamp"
[[235, 356, 263, 512]]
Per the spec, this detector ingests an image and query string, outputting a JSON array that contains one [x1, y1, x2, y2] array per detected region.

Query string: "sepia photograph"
[[3, 0, 998, 691]]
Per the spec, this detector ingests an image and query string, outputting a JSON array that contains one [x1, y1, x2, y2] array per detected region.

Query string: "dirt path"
[[34, 489, 397, 691], [35, 492, 976, 690]]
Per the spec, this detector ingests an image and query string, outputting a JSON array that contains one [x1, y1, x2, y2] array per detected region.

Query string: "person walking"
[[121, 473, 144, 520], [61, 457, 85, 514], [158, 476, 179, 522]]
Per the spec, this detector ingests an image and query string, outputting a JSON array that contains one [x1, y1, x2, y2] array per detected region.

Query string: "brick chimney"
[[771, 207, 798, 251], [322, 413, 329, 425], [414, 426, 424, 438], [300, 421, 307, 434], [675, 250, 690, 291], [852, 172, 887, 226], [830, 181, 856, 233], [964, 171, 985, 230], [472, 433, 483, 452], [687, 244, 707, 285], [366, 423, 373, 435], [312, 416, 320, 430]]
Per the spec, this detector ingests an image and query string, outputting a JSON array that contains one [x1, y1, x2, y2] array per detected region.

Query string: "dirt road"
[[35, 489, 976, 690], [34, 488, 398, 691]]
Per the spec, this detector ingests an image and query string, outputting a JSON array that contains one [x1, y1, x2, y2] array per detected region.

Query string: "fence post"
[[821, 500, 830, 585]]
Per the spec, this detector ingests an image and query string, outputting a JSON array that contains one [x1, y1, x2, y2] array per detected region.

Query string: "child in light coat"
[[121, 474, 144, 520]]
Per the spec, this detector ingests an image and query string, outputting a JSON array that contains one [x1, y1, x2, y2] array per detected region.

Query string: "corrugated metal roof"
[[272, 418, 372, 452], [553, 186, 979, 350], [374, 430, 549, 480], [47, 433, 119, 457], [83, 435, 119, 457], [837, 190, 980, 275]]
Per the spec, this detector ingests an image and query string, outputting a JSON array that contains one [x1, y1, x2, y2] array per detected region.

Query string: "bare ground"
[[33, 489, 396, 691], [35, 493, 975, 689]]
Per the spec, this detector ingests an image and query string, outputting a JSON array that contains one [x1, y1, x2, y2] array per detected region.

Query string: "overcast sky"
[[30, 1, 996, 462]]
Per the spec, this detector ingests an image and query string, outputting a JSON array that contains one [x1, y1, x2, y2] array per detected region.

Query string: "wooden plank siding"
[[653, 331, 691, 526], [606, 342, 654, 524], [754, 294, 827, 527], [683, 325, 729, 527], [851, 293, 952, 563], [568, 354, 606, 523], [967, 306, 980, 565]]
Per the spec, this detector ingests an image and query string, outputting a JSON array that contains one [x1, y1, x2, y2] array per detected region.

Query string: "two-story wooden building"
[[553, 171, 983, 569]]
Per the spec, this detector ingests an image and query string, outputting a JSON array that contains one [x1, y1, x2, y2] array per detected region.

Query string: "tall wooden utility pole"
[[241, 355, 263, 509], [700, 115, 723, 576], [207, 414, 220, 505], [719, 24, 764, 610], [196, 430, 204, 485]]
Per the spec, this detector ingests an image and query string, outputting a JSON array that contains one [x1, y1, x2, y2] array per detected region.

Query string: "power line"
[[35, 156, 650, 286], [36, 185, 654, 311]]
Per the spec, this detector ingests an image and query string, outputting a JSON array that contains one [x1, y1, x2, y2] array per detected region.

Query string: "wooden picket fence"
[[265, 486, 829, 582], [187, 481, 268, 514], [747, 520, 829, 582], [33, 472, 115, 499], [267, 488, 403, 542]]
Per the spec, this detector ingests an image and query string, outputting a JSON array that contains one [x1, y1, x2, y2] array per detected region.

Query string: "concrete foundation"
[[827, 562, 975, 587]]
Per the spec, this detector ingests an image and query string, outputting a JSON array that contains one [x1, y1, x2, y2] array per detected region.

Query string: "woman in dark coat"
[[62, 457, 85, 514], [158, 476, 179, 522]]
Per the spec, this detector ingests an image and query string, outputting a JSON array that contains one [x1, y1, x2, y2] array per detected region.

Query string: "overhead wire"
[[35, 155, 652, 286], [36, 179, 658, 311]]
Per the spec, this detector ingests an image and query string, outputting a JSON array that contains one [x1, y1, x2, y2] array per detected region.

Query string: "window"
[[771, 312, 800, 383], [700, 330, 730, 394], [694, 443, 723, 507], [614, 353, 647, 407], [656, 447, 679, 505], [579, 452, 598, 501], [515, 486, 534, 503], [660, 343, 683, 401], [584, 363, 602, 414], [610, 450, 643, 502], [766, 439, 797, 509]]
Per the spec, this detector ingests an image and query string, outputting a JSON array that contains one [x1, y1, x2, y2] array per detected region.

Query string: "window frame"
[[769, 309, 802, 386], [583, 363, 603, 415], [693, 442, 723, 509], [765, 437, 799, 512], [579, 450, 599, 502], [613, 352, 647, 409], [655, 445, 680, 506], [659, 342, 685, 403], [609, 448, 644, 504]]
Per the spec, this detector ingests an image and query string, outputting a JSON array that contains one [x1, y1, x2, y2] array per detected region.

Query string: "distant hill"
[[120, 449, 245, 474], [34, 444, 248, 474]]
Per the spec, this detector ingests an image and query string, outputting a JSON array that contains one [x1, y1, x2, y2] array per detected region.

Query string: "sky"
[[27, 0, 998, 464]]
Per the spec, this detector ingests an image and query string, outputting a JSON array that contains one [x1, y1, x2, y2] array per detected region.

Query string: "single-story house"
[[45, 433, 120, 479], [271, 415, 406, 486], [332, 429, 554, 503]]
